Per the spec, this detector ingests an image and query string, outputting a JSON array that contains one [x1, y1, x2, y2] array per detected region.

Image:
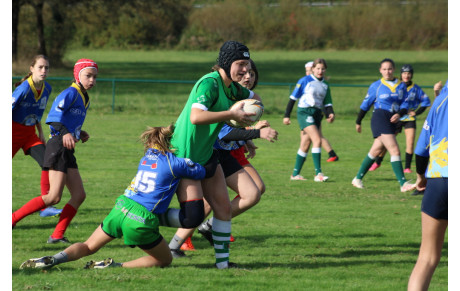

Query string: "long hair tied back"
[[15, 55, 49, 88], [140, 124, 175, 154]]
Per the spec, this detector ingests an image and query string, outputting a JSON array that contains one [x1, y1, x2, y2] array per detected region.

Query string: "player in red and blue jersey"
[[12, 55, 62, 217], [352, 58, 415, 192], [13, 59, 97, 244], [408, 81, 448, 290], [369, 64, 431, 173], [20, 125, 209, 270]]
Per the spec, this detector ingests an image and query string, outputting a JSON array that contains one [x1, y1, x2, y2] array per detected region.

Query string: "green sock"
[[356, 154, 375, 179], [390, 157, 406, 186], [292, 150, 307, 176], [311, 148, 321, 175]]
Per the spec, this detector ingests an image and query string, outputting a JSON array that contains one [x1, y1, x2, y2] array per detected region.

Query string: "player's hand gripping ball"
[[226, 99, 264, 128]]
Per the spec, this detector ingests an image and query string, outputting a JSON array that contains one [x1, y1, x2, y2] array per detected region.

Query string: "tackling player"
[[20, 125, 208, 270]]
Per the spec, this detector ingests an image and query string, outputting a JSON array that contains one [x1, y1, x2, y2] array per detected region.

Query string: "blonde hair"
[[140, 124, 175, 154], [15, 55, 49, 88]]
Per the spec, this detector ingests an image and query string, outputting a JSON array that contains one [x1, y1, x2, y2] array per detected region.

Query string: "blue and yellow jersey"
[[289, 74, 332, 110], [123, 148, 206, 213], [414, 85, 448, 178], [46, 83, 90, 140], [12, 76, 52, 126], [400, 83, 431, 121], [360, 78, 409, 113]]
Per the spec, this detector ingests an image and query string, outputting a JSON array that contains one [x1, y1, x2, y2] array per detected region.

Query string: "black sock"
[[328, 150, 337, 158], [405, 153, 413, 169], [375, 156, 384, 165]]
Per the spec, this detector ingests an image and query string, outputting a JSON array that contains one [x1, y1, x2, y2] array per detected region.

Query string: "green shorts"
[[101, 195, 161, 247], [297, 107, 323, 130]]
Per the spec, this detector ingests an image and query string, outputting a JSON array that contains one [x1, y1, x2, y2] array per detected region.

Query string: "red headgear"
[[73, 59, 98, 84]]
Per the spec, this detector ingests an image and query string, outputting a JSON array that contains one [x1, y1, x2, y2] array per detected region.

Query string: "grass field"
[[12, 49, 448, 290]]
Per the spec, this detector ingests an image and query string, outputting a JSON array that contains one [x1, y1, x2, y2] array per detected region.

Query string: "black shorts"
[[395, 120, 416, 134], [371, 109, 397, 138], [43, 135, 78, 173], [203, 149, 220, 178], [217, 149, 243, 178], [421, 178, 448, 220]]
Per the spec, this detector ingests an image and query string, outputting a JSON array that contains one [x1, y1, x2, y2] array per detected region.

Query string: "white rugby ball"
[[226, 99, 264, 128]]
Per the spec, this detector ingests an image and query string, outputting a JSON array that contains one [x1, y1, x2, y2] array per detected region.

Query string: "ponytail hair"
[[140, 124, 175, 154], [15, 55, 49, 88]]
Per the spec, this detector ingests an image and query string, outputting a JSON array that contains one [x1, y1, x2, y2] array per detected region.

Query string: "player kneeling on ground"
[[20, 124, 210, 270]]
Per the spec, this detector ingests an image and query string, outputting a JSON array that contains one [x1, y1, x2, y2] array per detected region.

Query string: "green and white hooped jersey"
[[171, 71, 252, 165]]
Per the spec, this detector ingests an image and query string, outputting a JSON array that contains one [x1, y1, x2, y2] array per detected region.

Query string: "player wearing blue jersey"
[[284, 58, 335, 182], [352, 58, 415, 192], [12, 55, 62, 217], [369, 64, 431, 173], [408, 82, 448, 291], [13, 59, 98, 243], [20, 125, 208, 270]]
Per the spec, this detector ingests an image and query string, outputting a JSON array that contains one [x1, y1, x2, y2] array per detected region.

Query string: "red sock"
[[12, 196, 46, 225], [51, 204, 77, 239], [40, 170, 50, 196], [39, 170, 50, 211], [232, 194, 241, 201]]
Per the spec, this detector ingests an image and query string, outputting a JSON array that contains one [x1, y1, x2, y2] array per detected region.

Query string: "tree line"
[[14, 0, 447, 66]]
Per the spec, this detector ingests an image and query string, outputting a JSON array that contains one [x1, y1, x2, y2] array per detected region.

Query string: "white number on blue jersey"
[[134, 170, 157, 193]]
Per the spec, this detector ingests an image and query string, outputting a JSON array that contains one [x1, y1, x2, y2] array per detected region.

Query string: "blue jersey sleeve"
[[360, 82, 378, 111], [46, 87, 77, 124], [290, 76, 308, 100], [414, 92, 448, 178], [418, 87, 431, 108], [169, 153, 206, 180], [218, 124, 235, 140], [12, 83, 28, 111]]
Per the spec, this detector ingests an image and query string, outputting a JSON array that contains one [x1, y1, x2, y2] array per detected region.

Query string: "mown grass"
[[12, 49, 448, 290]]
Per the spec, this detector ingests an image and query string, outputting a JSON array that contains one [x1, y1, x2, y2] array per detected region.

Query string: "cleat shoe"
[[170, 249, 186, 258], [198, 225, 214, 246], [20, 256, 55, 269], [180, 237, 196, 251], [326, 156, 339, 162], [369, 163, 380, 171], [230, 234, 235, 242], [352, 178, 364, 189], [84, 258, 121, 269], [314, 173, 329, 182], [47, 236, 71, 244], [404, 168, 412, 174], [290, 175, 307, 181], [411, 189, 424, 196], [39, 206, 63, 218], [401, 182, 416, 193]]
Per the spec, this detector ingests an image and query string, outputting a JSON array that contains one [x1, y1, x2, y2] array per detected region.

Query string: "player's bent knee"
[[179, 199, 205, 228]]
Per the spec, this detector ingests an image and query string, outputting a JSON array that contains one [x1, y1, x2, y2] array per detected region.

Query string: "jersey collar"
[[71, 83, 90, 109], [27, 76, 44, 102], [380, 77, 401, 93]]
